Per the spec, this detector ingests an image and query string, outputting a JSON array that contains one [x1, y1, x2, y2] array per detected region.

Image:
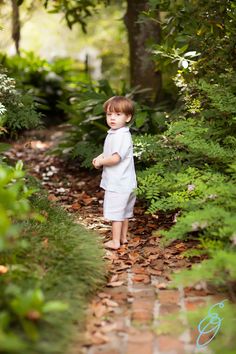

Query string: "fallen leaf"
[[156, 282, 167, 289], [48, 194, 58, 201], [128, 251, 140, 263], [102, 299, 119, 307], [149, 254, 160, 261], [106, 281, 124, 287], [90, 302, 107, 318], [116, 264, 130, 272], [109, 274, 119, 283], [132, 266, 148, 274], [129, 237, 141, 247], [175, 242, 187, 251], [132, 274, 150, 284], [97, 292, 111, 299], [85, 331, 109, 345], [100, 322, 117, 333], [71, 202, 81, 210], [147, 267, 163, 276]]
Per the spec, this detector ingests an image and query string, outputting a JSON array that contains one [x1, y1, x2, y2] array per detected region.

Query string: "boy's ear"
[[126, 114, 132, 123]]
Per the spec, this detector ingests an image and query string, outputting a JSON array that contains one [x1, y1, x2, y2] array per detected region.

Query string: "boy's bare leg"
[[121, 219, 128, 244], [104, 221, 122, 249]]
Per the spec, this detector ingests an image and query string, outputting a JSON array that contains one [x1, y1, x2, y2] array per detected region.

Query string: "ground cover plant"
[[20, 182, 106, 354], [0, 166, 106, 353], [0, 70, 106, 353]]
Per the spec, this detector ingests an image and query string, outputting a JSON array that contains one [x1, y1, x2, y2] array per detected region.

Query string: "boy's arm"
[[97, 153, 120, 167], [96, 153, 104, 159]]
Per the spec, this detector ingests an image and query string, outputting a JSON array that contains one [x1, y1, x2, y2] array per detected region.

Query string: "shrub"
[[0, 51, 88, 125], [0, 70, 41, 135]]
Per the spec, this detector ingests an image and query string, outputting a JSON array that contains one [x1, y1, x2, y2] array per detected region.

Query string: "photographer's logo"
[[196, 299, 227, 349]]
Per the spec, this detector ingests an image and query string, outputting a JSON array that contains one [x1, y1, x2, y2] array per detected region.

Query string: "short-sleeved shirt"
[[100, 126, 137, 193]]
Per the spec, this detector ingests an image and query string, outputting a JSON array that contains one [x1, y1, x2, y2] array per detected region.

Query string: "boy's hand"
[[92, 155, 103, 169]]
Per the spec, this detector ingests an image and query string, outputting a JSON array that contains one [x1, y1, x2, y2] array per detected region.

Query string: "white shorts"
[[103, 191, 136, 221]]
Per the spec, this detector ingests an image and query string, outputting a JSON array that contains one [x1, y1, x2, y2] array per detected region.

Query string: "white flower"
[[182, 60, 189, 69]]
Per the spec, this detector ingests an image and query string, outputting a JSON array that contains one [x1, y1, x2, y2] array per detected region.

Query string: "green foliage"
[[55, 79, 168, 166], [0, 51, 88, 125], [0, 70, 41, 134], [44, 0, 109, 31], [0, 162, 69, 352], [134, 5, 236, 337], [170, 250, 236, 288]]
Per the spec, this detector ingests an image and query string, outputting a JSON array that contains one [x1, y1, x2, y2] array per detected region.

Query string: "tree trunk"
[[124, 0, 162, 103], [11, 0, 21, 55]]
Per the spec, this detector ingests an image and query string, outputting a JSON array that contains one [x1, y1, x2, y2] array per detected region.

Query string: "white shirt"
[[100, 126, 137, 193]]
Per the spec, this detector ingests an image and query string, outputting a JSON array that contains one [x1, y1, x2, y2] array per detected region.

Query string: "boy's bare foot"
[[120, 238, 128, 245], [104, 240, 120, 250]]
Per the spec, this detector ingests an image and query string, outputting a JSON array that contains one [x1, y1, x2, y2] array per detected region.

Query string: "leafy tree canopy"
[[43, 0, 110, 31]]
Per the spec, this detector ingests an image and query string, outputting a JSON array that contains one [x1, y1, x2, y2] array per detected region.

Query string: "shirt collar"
[[107, 126, 130, 134]]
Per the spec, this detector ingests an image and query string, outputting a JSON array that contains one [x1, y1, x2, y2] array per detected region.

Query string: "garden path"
[[6, 126, 232, 354]]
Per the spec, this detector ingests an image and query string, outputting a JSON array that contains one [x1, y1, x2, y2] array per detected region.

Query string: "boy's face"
[[106, 110, 131, 130]]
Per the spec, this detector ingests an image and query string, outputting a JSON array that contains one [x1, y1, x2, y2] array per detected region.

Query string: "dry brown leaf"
[[132, 274, 150, 284], [135, 227, 145, 233], [164, 253, 172, 259], [147, 267, 163, 276], [97, 292, 111, 299], [175, 242, 187, 251], [149, 237, 160, 245], [71, 202, 81, 210], [87, 331, 109, 345], [109, 274, 119, 283], [128, 251, 140, 263], [176, 254, 184, 259], [149, 254, 159, 261], [90, 302, 107, 318], [129, 237, 141, 247], [116, 264, 130, 271], [132, 266, 148, 274], [146, 223, 157, 229], [100, 323, 117, 333], [102, 298, 119, 307], [48, 194, 58, 202], [106, 281, 124, 287], [156, 282, 167, 289], [151, 259, 164, 269]]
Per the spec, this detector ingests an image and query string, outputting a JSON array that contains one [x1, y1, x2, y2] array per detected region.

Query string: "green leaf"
[[42, 301, 69, 313], [135, 111, 148, 128]]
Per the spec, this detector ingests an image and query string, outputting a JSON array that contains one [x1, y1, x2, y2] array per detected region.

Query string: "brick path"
[[70, 213, 230, 354], [5, 128, 232, 354]]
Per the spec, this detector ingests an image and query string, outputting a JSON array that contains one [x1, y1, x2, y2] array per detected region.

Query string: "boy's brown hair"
[[103, 96, 135, 117]]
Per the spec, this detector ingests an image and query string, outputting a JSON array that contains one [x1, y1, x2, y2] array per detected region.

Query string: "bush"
[[0, 70, 41, 135], [135, 0, 236, 302], [0, 51, 88, 125]]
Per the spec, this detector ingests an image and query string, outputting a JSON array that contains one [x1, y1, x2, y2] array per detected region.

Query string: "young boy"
[[92, 96, 137, 250]]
